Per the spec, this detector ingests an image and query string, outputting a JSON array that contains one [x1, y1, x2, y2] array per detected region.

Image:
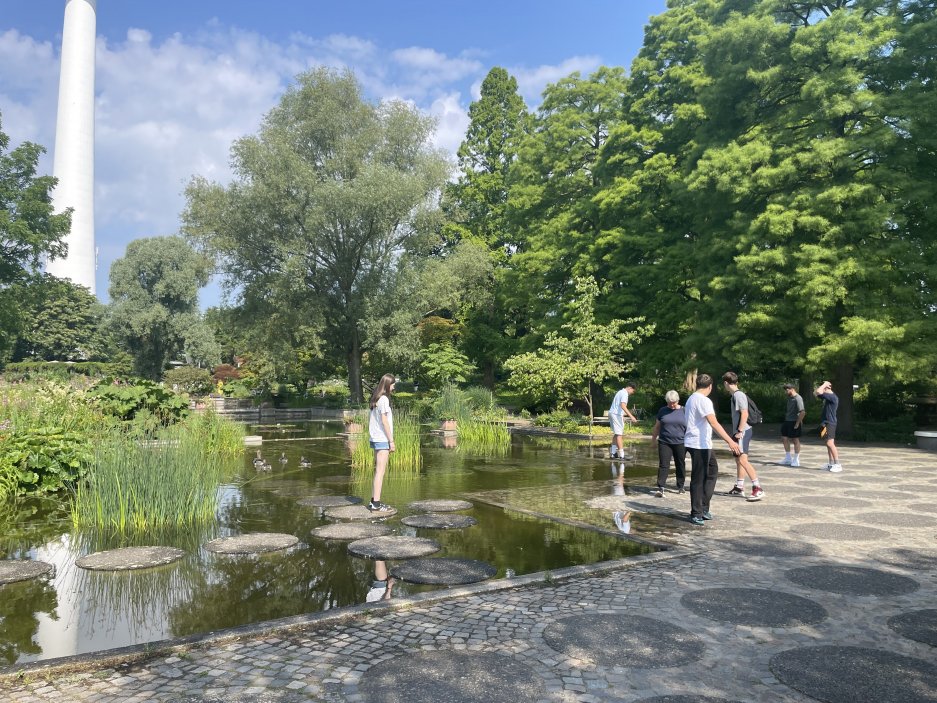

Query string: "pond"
[[0, 423, 662, 666]]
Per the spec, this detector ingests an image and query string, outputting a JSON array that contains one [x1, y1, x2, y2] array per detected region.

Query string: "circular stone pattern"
[[681, 588, 827, 627], [735, 504, 816, 520], [391, 558, 496, 585], [347, 535, 441, 560], [310, 523, 392, 541], [324, 504, 398, 520], [788, 522, 891, 542], [636, 698, 743, 703], [876, 548, 937, 571], [204, 533, 298, 555], [888, 609, 937, 648], [0, 560, 54, 584], [296, 495, 362, 509], [796, 496, 873, 509], [542, 613, 704, 669], [853, 511, 937, 528], [785, 565, 919, 597], [770, 646, 937, 703], [400, 513, 478, 529], [407, 499, 473, 513], [76, 546, 185, 571], [716, 537, 821, 558], [359, 650, 547, 703]]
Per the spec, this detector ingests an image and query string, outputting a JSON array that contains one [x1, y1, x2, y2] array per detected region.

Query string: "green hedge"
[[3, 360, 132, 381]]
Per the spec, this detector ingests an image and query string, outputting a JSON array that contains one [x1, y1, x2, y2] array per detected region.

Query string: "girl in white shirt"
[[367, 373, 396, 512]]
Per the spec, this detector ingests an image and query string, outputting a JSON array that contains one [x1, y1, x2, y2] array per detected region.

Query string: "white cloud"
[[428, 92, 469, 156], [509, 55, 603, 105]]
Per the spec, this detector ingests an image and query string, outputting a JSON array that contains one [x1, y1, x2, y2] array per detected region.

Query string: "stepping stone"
[[732, 504, 816, 519], [204, 533, 298, 555], [796, 496, 873, 509], [785, 565, 919, 596], [407, 499, 473, 512], [788, 522, 891, 542], [876, 548, 937, 571], [0, 559, 54, 584], [347, 535, 440, 560], [310, 523, 392, 541], [888, 609, 937, 647], [297, 495, 362, 509], [359, 650, 547, 703], [853, 511, 937, 528], [543, 613, 704, 669], [715, 537, 821, 558], [392, 557, 496, 585], [681, 588, 827, 627], [770, 646, 937, 703], [325, 504, 398, 520], [76, 546, 185, 571], [400, 513, 478, 529], [844, 489, 917, 500]]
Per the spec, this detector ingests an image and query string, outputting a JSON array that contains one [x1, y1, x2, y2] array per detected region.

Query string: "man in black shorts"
[[779, 384, 806, 466], [815, 381, 842, 472]]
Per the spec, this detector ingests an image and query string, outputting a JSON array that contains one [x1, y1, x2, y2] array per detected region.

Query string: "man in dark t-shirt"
[[815, 380, 842, 472]]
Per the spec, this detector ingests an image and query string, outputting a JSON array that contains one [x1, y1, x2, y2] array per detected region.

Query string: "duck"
[[279, 451, 288, 465], [299, 456, 311, 468], [252, 450, 265, 469]]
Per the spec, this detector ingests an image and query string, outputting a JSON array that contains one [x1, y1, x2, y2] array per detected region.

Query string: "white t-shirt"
[[369, 395, 393, 442], [609, 389, 630, 417], [683, 391, 714, 449]]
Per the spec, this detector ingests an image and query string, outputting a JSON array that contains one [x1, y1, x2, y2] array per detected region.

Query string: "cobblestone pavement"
[[3, 439, 937, 702]]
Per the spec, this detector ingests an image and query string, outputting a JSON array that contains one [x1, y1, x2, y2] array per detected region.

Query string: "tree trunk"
[[347, 332, 363, 404], [482, 361, 495, 390], [832, 363, 854, 439]]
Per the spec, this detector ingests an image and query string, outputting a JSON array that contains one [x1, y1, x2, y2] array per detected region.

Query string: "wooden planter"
[[440, 419, 457, 432], [344, 422, 364, 435]]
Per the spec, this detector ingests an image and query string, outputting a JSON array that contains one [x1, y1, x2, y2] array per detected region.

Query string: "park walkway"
[[3, 437, 937, 702]]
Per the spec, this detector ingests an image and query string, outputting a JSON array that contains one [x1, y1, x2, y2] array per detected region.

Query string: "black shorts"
[[822, 423, 837, 440], [781, 421, 802, 438]]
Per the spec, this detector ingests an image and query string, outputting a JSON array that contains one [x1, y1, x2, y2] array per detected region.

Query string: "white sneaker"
[[828, 464, 843, 473], [821, 462, 832, 469], [779, 456, 792, 465], [791, 456, 801, 467]]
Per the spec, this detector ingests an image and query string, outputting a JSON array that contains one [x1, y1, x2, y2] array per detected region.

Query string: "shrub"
[[309, 379, 351, 407], [87, 378, 189, 424], [211, 363, 240, 382], [163, 366, 214, 395], [534, 408, 586, 434], [0, 425, 93, 500], [2, 360, 132, 381]]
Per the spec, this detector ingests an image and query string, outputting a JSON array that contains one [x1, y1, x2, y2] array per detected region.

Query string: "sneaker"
[[609, 445, 618, 459], [654, 486, 665, 498], [791, 456, 801, 467], [367, 500, 393, 512], [689, 515, 705, 526], [728, 486, 744, 497], [677, 485, 686, 495], [821, 462, 832, 470], [747, 485, 765, 501], [828, 464, 843, 473], [702, 511, 714, 520], [779, 456, 792, 465]]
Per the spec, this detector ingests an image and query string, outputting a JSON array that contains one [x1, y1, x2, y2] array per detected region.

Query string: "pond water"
[[0, 423, 661, 666]]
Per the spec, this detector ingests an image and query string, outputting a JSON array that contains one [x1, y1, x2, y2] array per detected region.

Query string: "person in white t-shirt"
[[608, 382, 638, 458], [684, 373, 741, 525], [367, 373, 396, 512]]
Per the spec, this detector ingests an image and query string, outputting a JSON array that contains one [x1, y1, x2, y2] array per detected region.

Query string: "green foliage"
[[178, 410, 245, 458], [308, 379, 350, 407], [163, 366, 214, 395], [0, 426, 93, 501], [420, 342, 475, 387], [87, 378, 189, 424], [456, 417, 510, 456], [430, 384, 473, 422], [2, 359, 132, 381], [533, 409, 587, 434], [350, 411, 422, 472], [211, 363, 240, 382]]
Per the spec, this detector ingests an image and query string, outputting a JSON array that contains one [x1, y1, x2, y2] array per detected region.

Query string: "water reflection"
[[0, 576, 57, 664]]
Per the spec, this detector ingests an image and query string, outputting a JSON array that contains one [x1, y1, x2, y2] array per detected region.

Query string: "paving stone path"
[[4, 439, 937, 702]]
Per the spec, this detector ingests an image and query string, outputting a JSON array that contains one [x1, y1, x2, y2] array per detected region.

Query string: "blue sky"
[[1, 0, 668, 305]]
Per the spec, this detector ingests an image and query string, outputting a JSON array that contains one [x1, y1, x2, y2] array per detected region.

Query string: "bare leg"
[[615, 434, 624, 455], [826, 439, 839, 463], [782, 437, 791, 453], [372, 449, 389, 501], [792, 437, 801, 454]]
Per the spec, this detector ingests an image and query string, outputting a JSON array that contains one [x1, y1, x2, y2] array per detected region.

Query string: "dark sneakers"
[[728, 486, 744, 497], [702, 511, 714, 520], [367, 500, 393, 512], [689, 515, 705, 526]]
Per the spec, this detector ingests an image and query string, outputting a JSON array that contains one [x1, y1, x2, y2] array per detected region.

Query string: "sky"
[[0, 0, 669, 305]]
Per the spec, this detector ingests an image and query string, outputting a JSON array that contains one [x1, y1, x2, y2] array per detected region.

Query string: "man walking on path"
[[779, 384, 806, 466], [722, 372, 765, 501], [609, 382, 638, 459], [816, 380, 842, 472], [684, 374, 741, 525]]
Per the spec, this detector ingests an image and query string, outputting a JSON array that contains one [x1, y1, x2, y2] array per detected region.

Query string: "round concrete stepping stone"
[[789, 522, 891, 541], [359, 650, 547, 703], [844, 489, 917, 500], [296, 495, 362, 509], [310, 523, 392, 541], [542, 613, 704, 669], [785, 565, 919, 596], [681, 588, 827, 627], [407, 499, 473, 512], [400, 513, 478, 529], [715, 537, 821, 558], [888, 609, 937, 647], [0, 560, 54, 584], [636, 697, 743, 703], [850, 475, 902, 483], [325, 504, 398, 520], [204, 533, 298, 555], [76, 546, 185, 571], [876, 548, 937, 571], [733, 504, 816, 519], [391, 558, 496, 585], [347, 535, 440, 560], [796, 496, 873, 509], [854, 511, 937, 528], [770, 646, 937, 703]]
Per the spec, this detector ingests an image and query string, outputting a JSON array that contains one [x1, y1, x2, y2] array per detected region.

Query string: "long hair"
[[369, 374, 396, 409]]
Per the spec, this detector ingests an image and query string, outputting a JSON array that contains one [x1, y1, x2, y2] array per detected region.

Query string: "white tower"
[[46, 0, 97, 294]]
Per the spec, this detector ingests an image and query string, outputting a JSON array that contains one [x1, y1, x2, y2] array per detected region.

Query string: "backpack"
[[746, 395, 763, 425]]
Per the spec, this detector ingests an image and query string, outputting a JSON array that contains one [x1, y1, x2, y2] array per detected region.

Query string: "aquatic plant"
[[456, 417, 511, 456], [350, 411, 422, 472]]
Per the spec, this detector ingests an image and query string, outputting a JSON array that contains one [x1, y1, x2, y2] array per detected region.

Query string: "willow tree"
[[183, 69, 450, 401]]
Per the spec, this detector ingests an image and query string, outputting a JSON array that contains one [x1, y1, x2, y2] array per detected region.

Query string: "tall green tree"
[[107, 236, 217, 379], [12, 276, 107, 361], [184, 69, 450, 402]]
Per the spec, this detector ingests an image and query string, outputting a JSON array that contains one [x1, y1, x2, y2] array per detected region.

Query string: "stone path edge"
[[0, 543, 691, 683]]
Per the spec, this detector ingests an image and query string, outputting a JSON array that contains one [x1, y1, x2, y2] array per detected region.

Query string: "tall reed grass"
[[350, 411, 423, 472], [456, 417, 511, 456]]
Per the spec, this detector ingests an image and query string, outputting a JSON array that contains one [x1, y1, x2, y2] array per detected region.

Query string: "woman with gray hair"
[[649, 390, 687, 498]]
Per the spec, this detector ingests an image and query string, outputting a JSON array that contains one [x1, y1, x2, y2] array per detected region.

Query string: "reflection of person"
[[366, 560, 396, 602], [367, 374, 396, 512], [779, 384, 806, 466], [684, 374, 741, 526], [650, 390, 686, 497], [613, 510, 632, 534], [611, 461, 626, 496], [722, 372, 764, 501], [815, 381, 842, 472], [609, 382, 638, 459]]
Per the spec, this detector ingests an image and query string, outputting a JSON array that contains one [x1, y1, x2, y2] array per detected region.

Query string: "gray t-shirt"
[[730, 390, 750, 433], [785, 393, 805, 422]]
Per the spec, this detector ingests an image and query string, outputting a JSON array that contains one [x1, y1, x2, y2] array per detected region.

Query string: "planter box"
[[914, 431, 937, 451]]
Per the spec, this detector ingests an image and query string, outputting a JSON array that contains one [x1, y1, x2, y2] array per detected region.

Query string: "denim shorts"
[[370, 440, 390, 450]]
